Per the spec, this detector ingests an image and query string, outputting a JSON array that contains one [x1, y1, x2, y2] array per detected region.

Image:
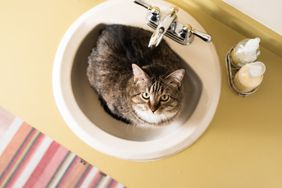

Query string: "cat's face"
[[130, 64, 185, 125]]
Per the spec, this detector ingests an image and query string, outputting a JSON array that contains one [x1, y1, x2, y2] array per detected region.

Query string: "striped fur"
[[87, 24, 186, 126]]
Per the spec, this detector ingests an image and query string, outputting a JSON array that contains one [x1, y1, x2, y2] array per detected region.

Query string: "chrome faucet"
[[134, 0, 212, 48], [148, 7, 178, 47]]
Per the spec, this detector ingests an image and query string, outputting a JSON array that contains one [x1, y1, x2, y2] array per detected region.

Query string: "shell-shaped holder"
[[225, 48, 259, 97]]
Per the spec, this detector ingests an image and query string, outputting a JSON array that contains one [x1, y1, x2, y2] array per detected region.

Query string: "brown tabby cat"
[[87, 24, 186, 126]]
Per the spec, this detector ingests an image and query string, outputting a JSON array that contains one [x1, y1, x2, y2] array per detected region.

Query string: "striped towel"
[[0, 107, 125, 188]]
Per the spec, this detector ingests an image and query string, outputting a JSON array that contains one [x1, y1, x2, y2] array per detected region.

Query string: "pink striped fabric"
[[0, 107, 125, 188]]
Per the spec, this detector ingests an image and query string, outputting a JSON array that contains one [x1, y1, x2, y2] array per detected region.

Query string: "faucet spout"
[[148, 27, 165, 48], [148, 7, 178, 48]]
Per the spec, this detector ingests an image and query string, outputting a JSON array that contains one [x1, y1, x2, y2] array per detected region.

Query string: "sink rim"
[[52, 0, 221, 161]]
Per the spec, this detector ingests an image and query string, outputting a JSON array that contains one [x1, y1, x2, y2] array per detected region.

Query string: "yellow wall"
[[0, 0, 282, 187]]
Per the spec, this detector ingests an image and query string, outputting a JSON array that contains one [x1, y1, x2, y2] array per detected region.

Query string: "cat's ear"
[[132, 64, 149, 84], [165, 69, 185, 88]]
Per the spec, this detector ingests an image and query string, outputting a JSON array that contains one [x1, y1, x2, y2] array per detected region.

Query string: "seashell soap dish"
[[226, 38, 266, 97]]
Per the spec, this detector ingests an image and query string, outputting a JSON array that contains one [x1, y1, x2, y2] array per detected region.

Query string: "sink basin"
[[53, 0, 221, 161]]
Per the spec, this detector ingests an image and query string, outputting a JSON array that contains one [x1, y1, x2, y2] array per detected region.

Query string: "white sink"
[[53, 0, 221, 161]]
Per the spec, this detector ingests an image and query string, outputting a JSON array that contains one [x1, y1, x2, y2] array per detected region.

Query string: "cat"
[[87, 24, 186, 126]]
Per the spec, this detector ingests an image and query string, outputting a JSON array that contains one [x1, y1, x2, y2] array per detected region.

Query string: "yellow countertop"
[[1, 0, 282, 187]]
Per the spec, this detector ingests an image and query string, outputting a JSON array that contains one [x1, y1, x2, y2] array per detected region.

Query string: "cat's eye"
[[161, 95, 170, 102], [141, 92, 150, 100]]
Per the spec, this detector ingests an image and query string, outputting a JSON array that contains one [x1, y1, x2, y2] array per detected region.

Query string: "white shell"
[[231, 37, 261, 67]]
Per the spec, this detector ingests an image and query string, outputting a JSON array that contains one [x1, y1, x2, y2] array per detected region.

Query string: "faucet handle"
[[191, 29, 212, 42], [134, 0, 152, 10], [181, 24, 212, 43], [134, 0, 160, 23]]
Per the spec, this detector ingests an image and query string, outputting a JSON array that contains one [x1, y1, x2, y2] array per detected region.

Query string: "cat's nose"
[[151, 107, 157, 113], [149, 102, 159, 113]]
